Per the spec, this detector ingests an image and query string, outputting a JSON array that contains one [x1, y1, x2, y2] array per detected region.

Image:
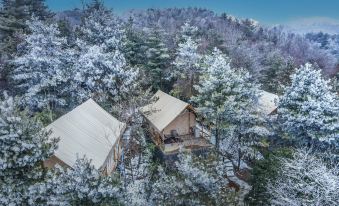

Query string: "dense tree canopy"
[[0, 1, 338, 205]]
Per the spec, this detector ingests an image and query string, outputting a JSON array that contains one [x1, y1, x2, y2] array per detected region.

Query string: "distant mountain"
[[55, 8, 338, 77], [284, 17, 339, 35]]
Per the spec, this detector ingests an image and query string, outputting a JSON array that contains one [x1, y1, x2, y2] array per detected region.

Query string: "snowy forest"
[[0, 0, 338, 205]]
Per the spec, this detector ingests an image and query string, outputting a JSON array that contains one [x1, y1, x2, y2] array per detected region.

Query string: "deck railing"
[[162, 134, 212, 154], [157, 125, 213, 154]]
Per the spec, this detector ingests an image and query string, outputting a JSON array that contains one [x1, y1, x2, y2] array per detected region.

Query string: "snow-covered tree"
[[72, 42, 138, 104], [192, 48, 234, 149], [278, 63, 339, 145], [0, 0, 53, 55], [192, 48, 269, 167], [143, 27, 171, 91], [267, 149, 339, 206], [0, 93, 57, 205], [28, 157, 121, 205], [119, 107, 155, 206], [73, 3, 138, 105], [259, 52, 295, 95], [123, 17, 146, 67], [176, 22, 199, 43], [12, 17, 74, 110], [150, 152, 239, 205], [78, 1, 124, 50], [171, 23, 201, 99], [123, 146, 152, 206], [150, 166, 184, 206]]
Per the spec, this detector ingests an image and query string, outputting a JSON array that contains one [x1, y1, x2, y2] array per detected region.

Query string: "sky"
[[46, 0, 339, 26]]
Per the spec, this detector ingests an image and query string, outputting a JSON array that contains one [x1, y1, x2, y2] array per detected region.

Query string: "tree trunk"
[[237, 135, 242, 171], [215, 118, 220, 150]]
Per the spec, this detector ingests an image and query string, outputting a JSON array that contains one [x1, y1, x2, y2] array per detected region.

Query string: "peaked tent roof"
[[46, 99, 126, 170], [258, 90, 279, 115], [140, 90, 190, 132]]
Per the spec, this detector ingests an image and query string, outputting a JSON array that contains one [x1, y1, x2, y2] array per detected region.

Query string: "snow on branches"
[[73, 5, 138, 105], [12, 17, 73, 110], [278, 63, 339, 144], [0, 93, 57, 205], [268, 149, 339, 206], [172, 23, 201, 99], [192, 48, 269, 167], [28, 157, 121, 205]]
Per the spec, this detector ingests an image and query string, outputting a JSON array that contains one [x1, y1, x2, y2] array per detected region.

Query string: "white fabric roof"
[[140, 90, 190, 132], [258, 90, 279, 115], [46, 99, 126, 169]]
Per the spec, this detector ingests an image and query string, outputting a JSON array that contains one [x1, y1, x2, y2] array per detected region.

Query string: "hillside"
[[0, 1, 338, 206]]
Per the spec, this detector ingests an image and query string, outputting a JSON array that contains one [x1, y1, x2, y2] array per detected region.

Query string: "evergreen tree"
[[74, 2, 138, 105], [11, 18, 74, 110], [0, 93, 57, 205], [29, 157, 121, 205], [123, 17, 146, 67], [259, 53, 295, 95], [150, 152, 239, 205], [56, 18, 74, 44], [0, 0, 53, 54], [175, 22, 199, 44], [143, 26, 171, 91], [192, 48, 268, 168], [26, 0, 53, 20], [73, 42, 137, 105], [78, 1, 124, 50], [333, 72, 339, 94], [171, 23, 201, 100], [278, 63, 339, 145]]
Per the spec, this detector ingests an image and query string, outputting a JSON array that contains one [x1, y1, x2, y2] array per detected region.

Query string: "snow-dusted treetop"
[[12, 17, 73, 109], [278, 63, 339, 143]]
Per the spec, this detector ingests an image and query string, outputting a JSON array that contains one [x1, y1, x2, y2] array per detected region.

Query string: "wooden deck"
[[160, 135, 213, 155]]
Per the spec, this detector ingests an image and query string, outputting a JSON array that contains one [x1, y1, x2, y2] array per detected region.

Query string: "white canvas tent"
[[44, 99, 126, 173], [140, 90, 191, 133], [140, 90, 212, 154], [258, 90, 279, 115]]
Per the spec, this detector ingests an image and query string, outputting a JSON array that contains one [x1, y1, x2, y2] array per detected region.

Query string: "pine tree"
[[192, 48, 268, 168], [26, 0, 53, 20], [73, 42, 137, 104], [175, 22, 199, 44], [123, 17, 146, 67], [56, 18, 74, 44], [0, 0, 53, 54], [171, 23, 201, 100], [11, 18, 74, 110], [143, 26, 171, 91], [150, 152, 238, 205], [0, 93, 57, 205], [259, 53, 295, 95], [78, 1, 124, 50], [28, 157, 121, 205], [74, 3, 138, 105], [278, 63, 339, 145]]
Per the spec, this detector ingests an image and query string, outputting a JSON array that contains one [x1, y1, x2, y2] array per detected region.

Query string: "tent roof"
[[258, 90, 279, 115], [46, 99, 126, 170], [140, 90, 190, 132]]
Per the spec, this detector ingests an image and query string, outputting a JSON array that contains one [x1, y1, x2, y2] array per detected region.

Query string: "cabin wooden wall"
[[163, 111, 196, 136], [43, 155, 69, 169], [103, 139, 121, 175]]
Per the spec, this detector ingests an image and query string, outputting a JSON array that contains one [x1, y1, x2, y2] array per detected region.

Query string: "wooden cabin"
[[44, 99, 126, 175], [140, 90, 212, 154]]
